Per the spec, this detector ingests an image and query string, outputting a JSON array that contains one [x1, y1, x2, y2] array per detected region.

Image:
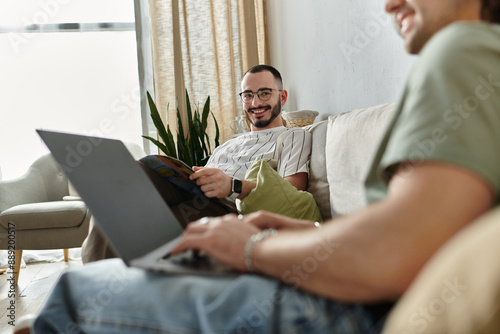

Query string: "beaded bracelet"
[[245, 229, 278, 273]]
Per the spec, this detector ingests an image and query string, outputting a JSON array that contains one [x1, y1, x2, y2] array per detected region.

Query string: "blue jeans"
[[34, 259, 391, 333]]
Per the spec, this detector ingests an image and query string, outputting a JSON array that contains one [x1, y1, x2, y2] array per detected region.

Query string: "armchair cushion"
[[0, 201, 88, 230]]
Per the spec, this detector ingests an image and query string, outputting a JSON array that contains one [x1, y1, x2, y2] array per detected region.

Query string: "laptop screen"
[[37, 130, 184, 262]]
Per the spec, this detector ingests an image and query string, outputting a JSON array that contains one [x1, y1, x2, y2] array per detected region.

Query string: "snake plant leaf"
[[192, 110, 205, 165], [143, 90, 220, 168], [143, 93, 178, 158], [201, 96, 210, 129], [177, 132, 193, 167], [212, 112, 220, 147], [195, 113, 209, 156], [176, 103, 185, 142], [142, 135, 171, 156], [146, 92, 168, 143], [199, 96, 211, 156], [184, 90, 199, 165], [163, 124, 177, 158], [185, 89, 193, 141]]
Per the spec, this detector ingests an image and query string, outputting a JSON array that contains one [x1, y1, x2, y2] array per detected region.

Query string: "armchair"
[[0, 153, 91, 284]]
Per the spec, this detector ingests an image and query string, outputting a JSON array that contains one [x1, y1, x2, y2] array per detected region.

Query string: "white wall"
[[266, 0, 416, 117]]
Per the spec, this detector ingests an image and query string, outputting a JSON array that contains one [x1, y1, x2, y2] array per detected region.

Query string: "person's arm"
[[190, 167, 307, 199], [251, 162, 493, 302], [284, 172, 308, 191], [276, 129, 311, 191], [174, 161, 493, 303], [190, 166, 257, 199]]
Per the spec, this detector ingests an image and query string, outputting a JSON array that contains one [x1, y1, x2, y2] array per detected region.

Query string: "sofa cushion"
[[326, 103, 395, 217], [305, 121, 331, 220], [382, 206, 500, 334]]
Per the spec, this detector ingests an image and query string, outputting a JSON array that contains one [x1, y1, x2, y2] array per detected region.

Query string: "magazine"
[[138, 155, 236, 213], [139, 155, 199, 193]]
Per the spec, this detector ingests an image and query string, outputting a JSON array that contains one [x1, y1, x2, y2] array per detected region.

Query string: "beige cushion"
[[326, 103, 395, 217], [305, 121, 331, 220], [383, 207, 500, 334], [0, 201, 88, 230]]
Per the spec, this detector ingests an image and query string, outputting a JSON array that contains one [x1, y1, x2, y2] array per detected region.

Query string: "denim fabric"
[[34, 259, 390, 334]]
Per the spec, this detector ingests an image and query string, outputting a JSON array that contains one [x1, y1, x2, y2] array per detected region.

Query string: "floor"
[[0, 254, 82, 333]]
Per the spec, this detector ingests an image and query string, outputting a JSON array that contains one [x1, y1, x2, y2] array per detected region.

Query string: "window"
[[0, 0, 142, 179]]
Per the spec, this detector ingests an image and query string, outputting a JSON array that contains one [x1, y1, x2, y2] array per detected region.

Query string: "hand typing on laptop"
[[170, 212, 321, 273], [170, 214, 261, 272]]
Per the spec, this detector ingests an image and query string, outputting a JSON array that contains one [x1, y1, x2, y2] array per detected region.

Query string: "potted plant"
[[143, 90, 220, 167]]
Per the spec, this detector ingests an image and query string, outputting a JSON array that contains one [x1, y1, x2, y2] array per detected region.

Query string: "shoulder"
[[210, 133, 247, 152], [419, 22, 500, 69], [426, 22, 499, 49], [280, 126, 311, 136], [278, 127, 312, 142], [407, 22, 500, 96]]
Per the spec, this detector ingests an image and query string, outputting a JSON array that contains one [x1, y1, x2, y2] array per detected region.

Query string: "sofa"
[[305, 102, 500, 333], [305, 102, 395, 221]]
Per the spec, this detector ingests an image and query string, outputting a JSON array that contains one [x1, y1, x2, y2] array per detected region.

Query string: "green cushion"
[[236, 158, 322, 222]]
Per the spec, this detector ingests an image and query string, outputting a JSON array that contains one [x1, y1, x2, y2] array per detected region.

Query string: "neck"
[[457, 1, 482, 21]]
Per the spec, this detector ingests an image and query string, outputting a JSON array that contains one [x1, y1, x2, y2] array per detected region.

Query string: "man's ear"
[[280, 89, 288, 107]]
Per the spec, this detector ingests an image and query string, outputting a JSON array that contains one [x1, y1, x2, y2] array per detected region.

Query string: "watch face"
[[233, 178, 243, 194]]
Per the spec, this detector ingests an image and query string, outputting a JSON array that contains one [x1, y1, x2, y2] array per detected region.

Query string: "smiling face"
[[240, 70, 288, 130], [385, 0, 481, 54]]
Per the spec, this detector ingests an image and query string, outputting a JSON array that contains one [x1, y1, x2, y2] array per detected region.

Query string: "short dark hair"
[[245, 65, 283, 90], [481, 0, 500, 23]]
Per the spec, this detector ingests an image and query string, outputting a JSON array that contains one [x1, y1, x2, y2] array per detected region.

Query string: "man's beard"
[[245, 100, 282, 129]]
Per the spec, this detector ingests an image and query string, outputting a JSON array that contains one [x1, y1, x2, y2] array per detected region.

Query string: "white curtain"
[[147, 0, 269, 145]]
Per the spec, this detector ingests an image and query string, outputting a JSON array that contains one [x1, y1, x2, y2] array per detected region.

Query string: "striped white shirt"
[[205, 126, 312, 180]]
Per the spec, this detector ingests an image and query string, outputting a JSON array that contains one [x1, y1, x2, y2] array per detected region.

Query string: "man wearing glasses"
[[19, 0, 500, 332], [191, 64, 311, 201], [82, 64, 312, 263]]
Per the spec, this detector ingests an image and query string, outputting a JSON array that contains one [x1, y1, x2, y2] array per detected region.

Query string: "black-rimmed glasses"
[[239, 88, 281, 104]]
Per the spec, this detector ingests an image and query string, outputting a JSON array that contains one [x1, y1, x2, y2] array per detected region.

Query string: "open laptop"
[[37, 129, 238, 276]]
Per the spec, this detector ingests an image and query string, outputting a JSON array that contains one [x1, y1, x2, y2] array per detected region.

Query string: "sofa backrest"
[[307, 103, 396, 220], [306, 121, 331, 220]]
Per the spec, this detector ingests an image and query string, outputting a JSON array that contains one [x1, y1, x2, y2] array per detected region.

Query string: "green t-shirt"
[[365, 22, 500, 204]]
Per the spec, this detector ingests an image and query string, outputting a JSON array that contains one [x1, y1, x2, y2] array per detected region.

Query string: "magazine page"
[[140, 155, 237, 213], [139, 155, 199, 193]]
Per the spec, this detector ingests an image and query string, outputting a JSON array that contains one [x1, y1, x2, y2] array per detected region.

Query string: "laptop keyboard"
[[162, 250, 236, 274], [162, 250, 215, 270]]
